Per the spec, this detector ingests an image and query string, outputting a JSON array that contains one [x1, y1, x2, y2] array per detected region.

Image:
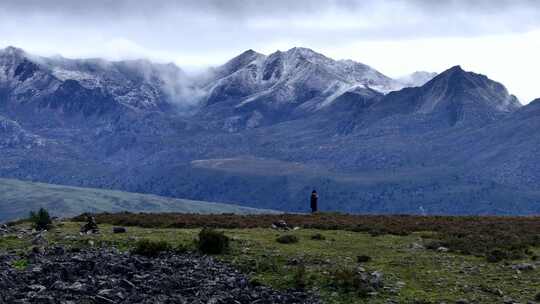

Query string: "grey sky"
[[1, 0, 539, 102]]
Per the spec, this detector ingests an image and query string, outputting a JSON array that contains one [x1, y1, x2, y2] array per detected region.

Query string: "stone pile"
[[0, 224, 10, 236], [0, 247, 320, 304], [80, 216, 100, 235]]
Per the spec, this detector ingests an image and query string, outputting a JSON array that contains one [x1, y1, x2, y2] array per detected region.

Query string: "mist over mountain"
[[0, 45, 539, 217], [397, 71, 438, 88]]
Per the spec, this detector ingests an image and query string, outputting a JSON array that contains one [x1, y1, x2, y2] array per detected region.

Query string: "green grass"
[[0, 177, 278, 222], [12, 221, 536, 304], [0, 233, 31, 253], [11, 258, 29, 270]]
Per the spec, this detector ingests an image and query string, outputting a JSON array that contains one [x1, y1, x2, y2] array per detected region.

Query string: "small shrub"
[[197, 228, 230, 254], [357, 255, 372, 263], [132, 239, 171, 257], [311, 233, 326, 240], [329, 268, 370, 297], [276, 234, 299, 244], [29, 208, 52, 231], [368, 227, 388, 237], [255, 256, 279, 273], [292, 264, 307, 289], [486, 249, 507, 263]]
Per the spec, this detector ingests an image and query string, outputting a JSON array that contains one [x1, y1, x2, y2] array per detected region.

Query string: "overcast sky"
[[1, 0, 539, 103]]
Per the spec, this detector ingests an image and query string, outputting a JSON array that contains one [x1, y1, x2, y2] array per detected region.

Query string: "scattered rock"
[[511, 263, 536, 271], [31, 232, 48, 246], [502, 296, 519, 304], [0, 248, 320, 303], [271, 220, 290, 230], [410, 242, 425, 250], [437, 246, 449, 253]]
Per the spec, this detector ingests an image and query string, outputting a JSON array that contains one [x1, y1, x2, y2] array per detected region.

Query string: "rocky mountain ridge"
[[0, 45, 538, 215]]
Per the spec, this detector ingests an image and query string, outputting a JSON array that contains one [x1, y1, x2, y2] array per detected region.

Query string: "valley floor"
[[1, 214, 540, 303]]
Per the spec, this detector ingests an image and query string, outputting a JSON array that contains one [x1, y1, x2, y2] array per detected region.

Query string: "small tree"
[[29, 208, 52, 231]]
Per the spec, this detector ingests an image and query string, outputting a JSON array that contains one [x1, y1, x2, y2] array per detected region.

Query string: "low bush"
[[197, 228, 230, 254], [311, 233, 326, 240], [276, 234, 299, 244], [254, 256, 279, 273], [328, 268, 370, 297], [357, 255, 371, 263], [486, 249, 507, 263], [132, 239, 172, 257], [29, 208, 52, 231]]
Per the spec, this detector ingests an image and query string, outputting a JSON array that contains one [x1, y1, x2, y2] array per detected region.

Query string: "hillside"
[[0, 178, 277, 222], [1, 214, 539, 303]]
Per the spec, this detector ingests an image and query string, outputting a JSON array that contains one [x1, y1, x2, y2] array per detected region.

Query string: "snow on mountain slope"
[[0, 115, 44, 148], [201, 47, 404, 129], [42, 57, 195, 110], [205, 47, 401, 108], [0, 46, 199, 113]]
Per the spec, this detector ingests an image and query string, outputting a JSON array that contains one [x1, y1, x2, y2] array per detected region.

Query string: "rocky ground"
[[2, 219, 540, 303], [0, 245, 320, 304]]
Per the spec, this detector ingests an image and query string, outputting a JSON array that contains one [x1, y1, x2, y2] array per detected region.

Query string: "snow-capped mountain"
[[2, 45, 540, 215], [201, 47, 404, 130], [0, 46, 198, 119], [42, 56, 195, 110], [205, 47, 401, 104]]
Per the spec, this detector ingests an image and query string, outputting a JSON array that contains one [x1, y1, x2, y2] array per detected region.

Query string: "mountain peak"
[[284, 47, 327, 60], [428, 65, 480, 88], [223, 49, 264, 68], [2, 45, 24, 54], [447, 65, 464, 73], [237, 49, 262, 58], [0, 46, 27, 59], [287, 47, 316, 54]]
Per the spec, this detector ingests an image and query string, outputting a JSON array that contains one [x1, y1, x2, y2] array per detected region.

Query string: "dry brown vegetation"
[[72, 212, 540, 261]]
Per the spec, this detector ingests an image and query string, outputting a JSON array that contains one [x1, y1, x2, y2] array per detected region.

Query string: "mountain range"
[[0, 45, 539, 216]]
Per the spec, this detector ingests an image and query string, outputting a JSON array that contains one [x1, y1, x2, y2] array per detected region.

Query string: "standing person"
[[310, 190, 318, 213]]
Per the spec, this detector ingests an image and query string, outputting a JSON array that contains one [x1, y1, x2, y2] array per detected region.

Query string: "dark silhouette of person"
[[310, 190, 318, 213]]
